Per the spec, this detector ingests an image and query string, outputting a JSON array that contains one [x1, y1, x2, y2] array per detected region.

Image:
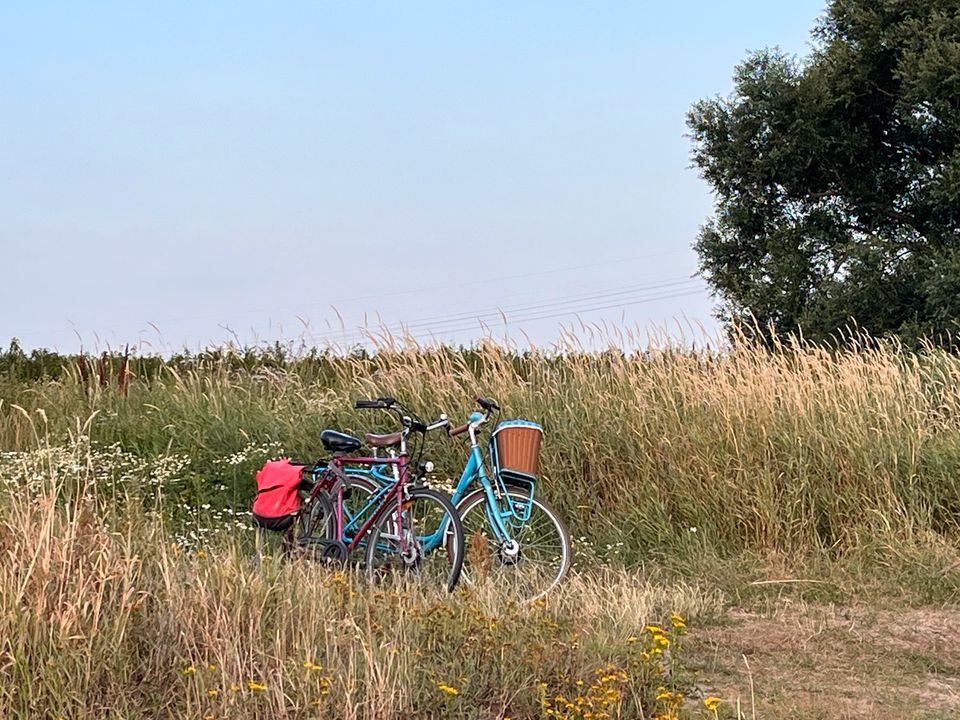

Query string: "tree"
[[688, 0, 960, 346]]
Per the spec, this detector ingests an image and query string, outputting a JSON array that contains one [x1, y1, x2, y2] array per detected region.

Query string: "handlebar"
[[475, 396, 500, 412], [447, 396, 501, 439], [354, 395, 497, 441], [425, 416, 450, 432], [448, 422, 470, 437], [355, 397, 447, 435], [354, 397, 397, 410]]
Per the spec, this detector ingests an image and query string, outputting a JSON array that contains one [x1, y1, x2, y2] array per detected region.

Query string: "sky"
[[1, 1, 826, 353]]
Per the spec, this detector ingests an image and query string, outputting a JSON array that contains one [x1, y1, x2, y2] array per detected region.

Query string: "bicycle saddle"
[[364, 432, 403, 448], [320, 429, 362, 453]]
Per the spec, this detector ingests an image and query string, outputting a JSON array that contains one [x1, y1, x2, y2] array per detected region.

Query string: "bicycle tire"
[[455, 485, 571, 601], [364, 486, 465, 593], [291, 491, 336, 562]]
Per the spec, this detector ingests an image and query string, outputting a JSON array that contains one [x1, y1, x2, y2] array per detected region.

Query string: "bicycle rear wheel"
[[290, 491, 339, 562], [456, 486, 571, 601], [364, 486, 465, 592]]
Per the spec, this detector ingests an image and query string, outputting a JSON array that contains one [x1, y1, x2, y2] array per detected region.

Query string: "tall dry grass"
[[1, 331, 960, 559], [0, 442, 722, 719]]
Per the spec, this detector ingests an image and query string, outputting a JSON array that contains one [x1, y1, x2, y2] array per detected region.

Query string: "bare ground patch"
[[686, 602, 960, 719]]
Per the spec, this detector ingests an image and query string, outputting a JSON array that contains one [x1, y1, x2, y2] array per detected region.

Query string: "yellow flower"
[[303, 661, 323, 671], [207, 688, 219, 697], [206, 663, 217, 671], [246, 679, 267, 692], [704, 696, 722, 711], [437, 682, 460, 696], [182, 665, 196, 675], [645, 624, 666, 635], [229, 683, 241, 692], [670, 612, 686, 629], [626, 635, 638, 644], [652, 632, 670, 647], [197, 549, 207, 558]]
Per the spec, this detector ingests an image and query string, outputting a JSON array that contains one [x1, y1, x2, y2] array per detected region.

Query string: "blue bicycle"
[[344, 396, 571, 600]]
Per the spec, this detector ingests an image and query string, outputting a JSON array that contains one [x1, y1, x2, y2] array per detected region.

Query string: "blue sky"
[[1, 1, 826, 352]]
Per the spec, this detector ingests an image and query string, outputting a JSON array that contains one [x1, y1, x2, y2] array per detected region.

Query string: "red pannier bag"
[[252, 459, 303, 531]]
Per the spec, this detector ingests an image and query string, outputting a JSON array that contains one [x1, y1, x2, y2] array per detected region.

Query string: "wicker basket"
[[490, 420, 543, 480]]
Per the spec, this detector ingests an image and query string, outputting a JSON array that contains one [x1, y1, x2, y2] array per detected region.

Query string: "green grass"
[[3, 333, 960, 561], [1, 332, 959, 717]]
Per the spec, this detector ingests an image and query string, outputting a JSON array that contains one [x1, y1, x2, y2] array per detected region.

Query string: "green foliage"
[[0, 456, 723, 719], [2, 337, 960, 565], [688, 0, 960, 346]]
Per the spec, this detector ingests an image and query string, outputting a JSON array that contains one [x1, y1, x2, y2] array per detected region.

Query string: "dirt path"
[[686, 602, 960, 719]]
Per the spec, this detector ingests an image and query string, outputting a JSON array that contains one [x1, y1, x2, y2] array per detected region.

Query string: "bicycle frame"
[[305, 453, 412, 554], [345, 420, 530, 551], [446, 441, 517, 543]]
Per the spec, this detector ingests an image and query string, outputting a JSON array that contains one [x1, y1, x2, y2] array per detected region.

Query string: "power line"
[[307, 282, 707, 346], [141, 248, 692, 328], [400, 288, 708, 340], [305, 277, 701, 344], [316, 288, 707, 347], [315, 276, 700, 340]]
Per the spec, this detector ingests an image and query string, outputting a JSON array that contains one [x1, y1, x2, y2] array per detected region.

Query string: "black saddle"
[[320, 429, 362, 454]]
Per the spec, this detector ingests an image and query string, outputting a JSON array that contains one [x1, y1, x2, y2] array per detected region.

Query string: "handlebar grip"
[[475, 396, 500, 412], [355, 399, 382, 409], [448, 423, 470, 437]]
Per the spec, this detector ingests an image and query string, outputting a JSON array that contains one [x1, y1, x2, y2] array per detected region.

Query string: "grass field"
[[0, 333, 958, 718]]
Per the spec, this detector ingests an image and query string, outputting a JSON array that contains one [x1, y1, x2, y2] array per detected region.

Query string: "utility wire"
[[314, 276, 699, 340], [307, 281, 706, 346], [305, 277, 701, 344], [315, 287, 706, 347], [141, 248, 691, 328]]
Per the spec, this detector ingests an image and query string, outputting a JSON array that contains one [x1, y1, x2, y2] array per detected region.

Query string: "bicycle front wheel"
[[456, 486, 571, 601], [364, 486, 465, 593]]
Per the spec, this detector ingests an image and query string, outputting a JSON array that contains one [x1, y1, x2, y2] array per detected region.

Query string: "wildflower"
[[207, 688, 219, 697], [303, 661, 323, 671], [645, 624, 666, 634], [670, 612, 686, 629], [247, 679, 267, 692], [206, 663, 217, 671], [626, 635, 638, 644], [182, 666, 196, 675], [437, 682, 459, 696], [229, 683, 241, 692], [704, 696, 722, 711]]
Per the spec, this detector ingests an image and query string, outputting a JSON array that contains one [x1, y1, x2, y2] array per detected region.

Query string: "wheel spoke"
[[457, 488, 570, 600]]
